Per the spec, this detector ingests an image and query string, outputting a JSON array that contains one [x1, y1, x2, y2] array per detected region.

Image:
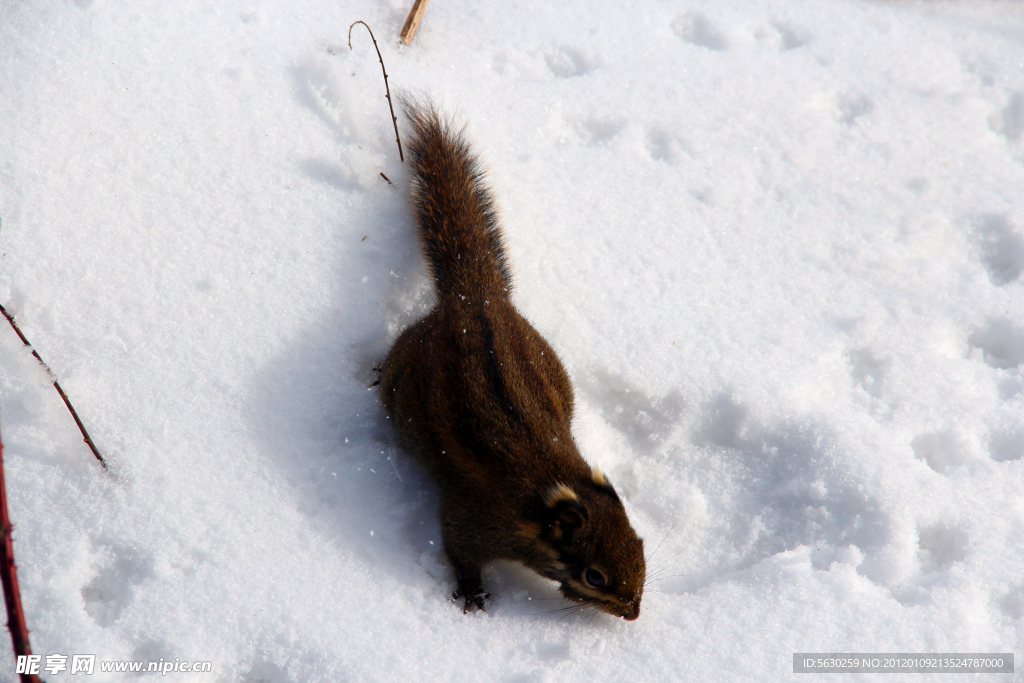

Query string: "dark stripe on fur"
[[479, 308, 523, 425]]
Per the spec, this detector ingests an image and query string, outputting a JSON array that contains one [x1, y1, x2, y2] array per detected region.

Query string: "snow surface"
[[1, 0, 1023, 680]]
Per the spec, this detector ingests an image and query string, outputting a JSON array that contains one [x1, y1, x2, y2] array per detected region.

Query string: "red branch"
[[0, 303, 106, 469], [0, 435, 42, 683]]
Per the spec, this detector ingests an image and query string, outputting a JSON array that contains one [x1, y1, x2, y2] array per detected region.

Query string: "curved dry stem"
[[348, 21, 404, 162]]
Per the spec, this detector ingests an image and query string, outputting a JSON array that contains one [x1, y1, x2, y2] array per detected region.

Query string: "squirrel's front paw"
[[452, 589, 491, 613]]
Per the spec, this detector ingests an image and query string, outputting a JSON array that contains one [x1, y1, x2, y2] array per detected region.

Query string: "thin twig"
[[348, 21, 404, 162], [399, 0, 431, 45], [0, 434, 43, 683], [0, 303, 106, 468]]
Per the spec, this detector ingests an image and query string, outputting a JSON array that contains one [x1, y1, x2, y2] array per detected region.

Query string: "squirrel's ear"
[[543, 498, 588, 542]]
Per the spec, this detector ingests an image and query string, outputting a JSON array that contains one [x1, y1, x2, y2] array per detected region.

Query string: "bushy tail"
[[403, 100, 512, 300]]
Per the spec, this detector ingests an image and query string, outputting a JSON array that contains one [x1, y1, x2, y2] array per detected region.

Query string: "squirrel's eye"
[[585, 567, 606, 589]]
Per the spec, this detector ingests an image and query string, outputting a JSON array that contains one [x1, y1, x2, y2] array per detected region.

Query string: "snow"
[[1, 0, 1022, 680]]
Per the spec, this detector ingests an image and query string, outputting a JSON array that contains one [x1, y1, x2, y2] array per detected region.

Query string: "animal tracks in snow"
[[989, 91, 1024, 142], [834, 92, 875, 126], [672, 12, 727, 51], [544, 45, 593, 79], [972, 213, 1024, 287], [969, 318, 1024, 371], [576, 368, 685, 453], [81, 542, 156, 628], [847, 348, 887, 399], [672, 12, 814, 54], [769, 21, 811, 51]]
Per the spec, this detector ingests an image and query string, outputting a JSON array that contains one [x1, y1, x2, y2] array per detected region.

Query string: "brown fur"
[[379, 102, 645, 620]]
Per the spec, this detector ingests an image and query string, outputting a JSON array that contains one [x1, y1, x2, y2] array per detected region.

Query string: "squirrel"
[[378, 101, 645, 620]]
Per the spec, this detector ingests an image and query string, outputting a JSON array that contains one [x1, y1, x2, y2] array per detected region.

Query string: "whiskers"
[[645, 560, 691, 586], [643, 560, 693, 596], [530, 599, 603, 622], [641, 520, 693, 593]]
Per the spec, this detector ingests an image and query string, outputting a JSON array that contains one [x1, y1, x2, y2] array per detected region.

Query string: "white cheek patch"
[[544, 482, 579, 507]]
